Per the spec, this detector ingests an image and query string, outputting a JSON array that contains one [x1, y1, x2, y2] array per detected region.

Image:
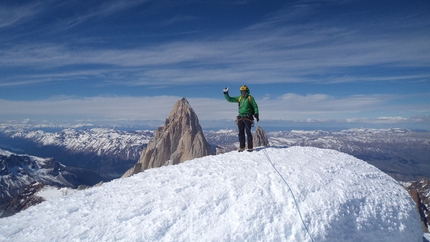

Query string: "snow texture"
[[35, 186, 77, 201], [0, 147, 422, 242], [424, 233, 430, 241]]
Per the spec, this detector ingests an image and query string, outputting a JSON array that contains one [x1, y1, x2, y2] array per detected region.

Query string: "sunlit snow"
[[0, 147, 422, 241]]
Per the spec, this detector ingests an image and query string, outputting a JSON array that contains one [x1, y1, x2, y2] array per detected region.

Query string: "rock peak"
[[123, 98, 213, 177], [254, 126, 270, 147]]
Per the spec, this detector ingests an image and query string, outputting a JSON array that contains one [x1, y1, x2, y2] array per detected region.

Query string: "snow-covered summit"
[[0, 147, 422, 241]]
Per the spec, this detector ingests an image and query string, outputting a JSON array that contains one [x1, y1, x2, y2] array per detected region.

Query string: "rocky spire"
[[122, 98, 214, 177], [253, 126, 270, 148]]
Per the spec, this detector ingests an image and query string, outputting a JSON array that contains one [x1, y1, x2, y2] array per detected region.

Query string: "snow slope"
[[0, 147, 422, 242]]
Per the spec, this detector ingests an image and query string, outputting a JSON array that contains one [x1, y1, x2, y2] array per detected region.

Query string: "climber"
[[223, 85, 259, 152]]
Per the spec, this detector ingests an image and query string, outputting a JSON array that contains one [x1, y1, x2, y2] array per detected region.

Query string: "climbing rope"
[[262, 149, 315, 242], [241, 119, 315, 241]]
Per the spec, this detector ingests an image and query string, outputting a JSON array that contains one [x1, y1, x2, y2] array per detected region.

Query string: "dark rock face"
[[0, 150, 79, 217], [403, 177, 430, 232], [2, 182, 46, 217], [123, 98, 213, 177]]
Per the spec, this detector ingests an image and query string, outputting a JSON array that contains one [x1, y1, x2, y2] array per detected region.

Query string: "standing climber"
[[223, 85, 259, 152]]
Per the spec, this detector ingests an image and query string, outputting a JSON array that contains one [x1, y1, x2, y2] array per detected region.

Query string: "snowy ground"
[[36, 186, 78, 200], [0, 147, 422, 242]]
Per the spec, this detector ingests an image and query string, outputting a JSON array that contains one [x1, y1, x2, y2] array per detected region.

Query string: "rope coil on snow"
[[262, 149, 315, 242]]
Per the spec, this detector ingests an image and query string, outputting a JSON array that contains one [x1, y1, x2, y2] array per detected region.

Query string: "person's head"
[[240, 85, 249, 96]]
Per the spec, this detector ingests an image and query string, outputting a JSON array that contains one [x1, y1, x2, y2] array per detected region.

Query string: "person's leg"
[[245, 119, 253, 150], [237, 119, 246, 150]]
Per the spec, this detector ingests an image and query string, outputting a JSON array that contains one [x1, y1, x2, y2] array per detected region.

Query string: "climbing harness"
[[236, 115, 254, 127]]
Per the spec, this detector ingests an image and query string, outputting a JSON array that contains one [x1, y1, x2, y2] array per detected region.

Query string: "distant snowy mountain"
[[0, 147, 422, 241], [1, 126, 428, 181], [204, 129, 240, 151], [0, 128, 154, 177], [0, 149, 78, 217], [4, 128, 152, 160]]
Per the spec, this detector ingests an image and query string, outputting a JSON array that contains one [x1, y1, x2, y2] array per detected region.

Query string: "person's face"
[[241, 91, 246, 96]]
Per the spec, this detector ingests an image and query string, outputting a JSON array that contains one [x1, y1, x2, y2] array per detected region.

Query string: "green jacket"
[[224, 89, 259, 116]]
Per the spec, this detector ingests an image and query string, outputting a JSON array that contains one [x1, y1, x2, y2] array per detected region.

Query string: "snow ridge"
[[0, 147, 422, 242]]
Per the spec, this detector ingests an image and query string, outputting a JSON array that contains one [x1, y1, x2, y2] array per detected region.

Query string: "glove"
[[254, 114, 259, 122], [223, 87, 229, 94]]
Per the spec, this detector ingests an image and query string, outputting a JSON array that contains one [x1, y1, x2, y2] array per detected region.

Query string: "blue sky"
[[0, 0, 429, 130]]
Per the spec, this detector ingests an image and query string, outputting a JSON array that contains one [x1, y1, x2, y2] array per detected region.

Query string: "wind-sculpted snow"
[[0, 147, 422, 242]]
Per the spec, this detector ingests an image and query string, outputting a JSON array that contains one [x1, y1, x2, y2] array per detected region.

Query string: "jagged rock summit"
[[253, 125, 270, 147], [123, 98, 213, 177]]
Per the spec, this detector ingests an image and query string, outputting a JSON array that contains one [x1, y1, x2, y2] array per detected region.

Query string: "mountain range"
[[0, 127, 151, 178], [1, 126, 429, 182], [1, 123, 429, 231]]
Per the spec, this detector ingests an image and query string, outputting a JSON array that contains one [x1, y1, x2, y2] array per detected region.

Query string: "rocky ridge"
[[403, 177, 430, 232], [0, 149, 77, 217], [2, 182, 46, 218]]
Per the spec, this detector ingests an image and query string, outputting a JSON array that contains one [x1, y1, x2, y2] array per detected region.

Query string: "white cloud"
[[0, 93, 419, 122], [0, 96, 179, 120], [346, 117, 410, 124], [273, 93, 383, 115], [1, 94, 428, 130]]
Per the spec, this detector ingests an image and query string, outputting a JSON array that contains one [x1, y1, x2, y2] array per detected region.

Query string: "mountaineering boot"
[[238, 148, 246, 152], [247, 148, 253, 152]]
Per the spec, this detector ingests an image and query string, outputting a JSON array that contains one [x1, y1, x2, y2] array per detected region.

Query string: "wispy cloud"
[[1, 24, 428, 87], [1, 4, 428, 88], [0, 2, 45, 29], [52, 0, 150, 31]]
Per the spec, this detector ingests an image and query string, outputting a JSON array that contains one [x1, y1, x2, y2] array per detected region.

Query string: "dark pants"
[[237, 116, 253, 149]]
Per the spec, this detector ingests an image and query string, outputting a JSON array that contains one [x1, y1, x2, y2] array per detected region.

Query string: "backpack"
[[238, 95, 255, 115]]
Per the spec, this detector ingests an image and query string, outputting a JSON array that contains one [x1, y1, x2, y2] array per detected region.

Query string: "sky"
[[0, 0, 429, 130], [0, 147, 423, 241]]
